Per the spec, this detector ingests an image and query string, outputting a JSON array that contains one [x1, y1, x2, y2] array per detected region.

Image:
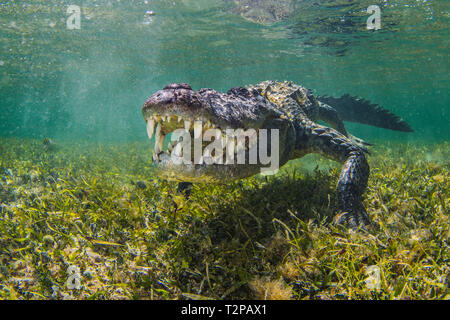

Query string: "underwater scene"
[[0, 0, 448, 300]]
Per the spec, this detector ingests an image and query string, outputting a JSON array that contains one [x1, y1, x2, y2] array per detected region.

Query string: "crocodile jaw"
[[144, 112, 271, 183], [142, 84, 291, 183]]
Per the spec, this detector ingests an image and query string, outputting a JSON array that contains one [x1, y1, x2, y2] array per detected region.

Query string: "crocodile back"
[[247, 80, 319, 122]]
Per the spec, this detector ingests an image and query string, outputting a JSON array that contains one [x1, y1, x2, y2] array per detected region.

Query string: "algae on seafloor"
[[0, 138, 448, 300]]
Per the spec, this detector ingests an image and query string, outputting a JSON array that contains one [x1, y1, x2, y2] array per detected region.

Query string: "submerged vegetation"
[[0, 138, 448, 300]]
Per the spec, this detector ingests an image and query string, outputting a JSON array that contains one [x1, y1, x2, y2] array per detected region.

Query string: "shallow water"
[[0, 0, 448, 143], [0, 1, 449, 301]]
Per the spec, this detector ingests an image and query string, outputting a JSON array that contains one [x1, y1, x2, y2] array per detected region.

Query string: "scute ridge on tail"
[[318, 94, 413, 132]]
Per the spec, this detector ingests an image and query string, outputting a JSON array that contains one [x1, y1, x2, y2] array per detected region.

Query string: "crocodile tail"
[[317, 94, 413, 132]]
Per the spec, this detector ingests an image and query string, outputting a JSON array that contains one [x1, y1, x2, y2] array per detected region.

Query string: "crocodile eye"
[[163, 83, 192, 90]]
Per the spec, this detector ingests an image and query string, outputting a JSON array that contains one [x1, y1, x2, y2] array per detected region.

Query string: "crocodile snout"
[[142, 83, 206, 119], [163, 83, 192, 91]]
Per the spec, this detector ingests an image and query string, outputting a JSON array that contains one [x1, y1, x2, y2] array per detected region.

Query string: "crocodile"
[[142, 80, 412, 228]]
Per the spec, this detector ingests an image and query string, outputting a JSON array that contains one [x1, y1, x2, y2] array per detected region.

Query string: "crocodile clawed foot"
[[333, 208, 370, 230]]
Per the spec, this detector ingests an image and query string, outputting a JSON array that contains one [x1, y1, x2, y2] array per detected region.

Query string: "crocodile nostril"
[[163, 83, 192, 91]]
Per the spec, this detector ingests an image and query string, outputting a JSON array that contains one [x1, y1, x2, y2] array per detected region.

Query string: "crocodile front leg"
[[335, 151, 370, 227], [294, 120, 370, 228]]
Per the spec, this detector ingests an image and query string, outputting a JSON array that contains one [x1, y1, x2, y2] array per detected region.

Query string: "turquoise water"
[[0, 1, 449, 301], [0, 0, 448, 143]]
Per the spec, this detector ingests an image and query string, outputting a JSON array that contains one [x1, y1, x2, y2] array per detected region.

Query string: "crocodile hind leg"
[[317, 101, 349, 136], [317, 102, 372, 152], [295, 121, 370, 228]]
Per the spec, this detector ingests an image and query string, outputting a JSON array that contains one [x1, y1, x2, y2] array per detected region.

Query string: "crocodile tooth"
[[178, 116, 183, 123], [155, 121, 161, 136], [167, 116, 171, 123], [158, 134, 165, 154], [194, 120, 202, 139], [154, 123, 164, 154], [146, 119, 155, 139], [161, 116, 166, 122]]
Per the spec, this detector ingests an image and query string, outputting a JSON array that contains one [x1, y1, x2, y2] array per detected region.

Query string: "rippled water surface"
[[0, 0, 448, 142]]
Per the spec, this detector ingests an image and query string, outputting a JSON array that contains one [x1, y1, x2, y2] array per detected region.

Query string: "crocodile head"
[[142, 83, 296, 183]]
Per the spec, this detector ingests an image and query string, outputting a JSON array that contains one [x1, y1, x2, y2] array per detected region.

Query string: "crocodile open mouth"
[[142, 83, 287, 182], [145, 113, 256, 164]]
